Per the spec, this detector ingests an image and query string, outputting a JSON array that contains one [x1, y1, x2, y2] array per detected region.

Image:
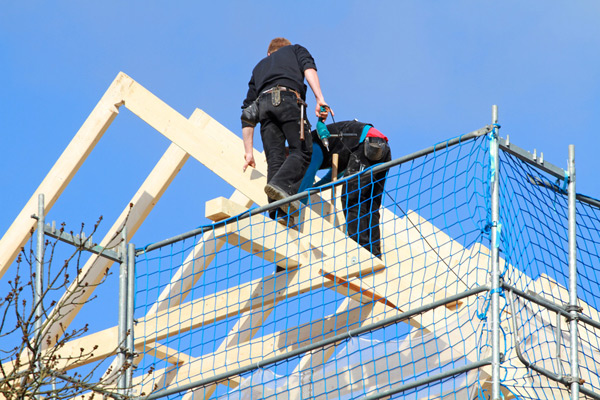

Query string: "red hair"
[[268, 37, 291, 54]]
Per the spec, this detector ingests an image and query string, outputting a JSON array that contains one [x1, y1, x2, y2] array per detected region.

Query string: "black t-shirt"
[[242, 44, 317, 109]]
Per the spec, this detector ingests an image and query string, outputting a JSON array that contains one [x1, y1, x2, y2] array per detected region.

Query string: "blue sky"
[[0, 3, 598, 270], [0, 2, 598, 273], [2, 1, 599, 250], [1, 1, 599, 395]]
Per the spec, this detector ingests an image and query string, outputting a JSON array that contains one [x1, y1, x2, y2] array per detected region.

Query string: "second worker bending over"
[[299, 120, 391, 257]]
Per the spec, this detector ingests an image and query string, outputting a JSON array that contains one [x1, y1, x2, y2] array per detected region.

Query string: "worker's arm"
[[305, 68, 334, 119], [242, 126, 256, 172]]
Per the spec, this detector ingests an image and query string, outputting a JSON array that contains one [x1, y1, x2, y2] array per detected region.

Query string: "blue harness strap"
[[298, 143, 324, 194]]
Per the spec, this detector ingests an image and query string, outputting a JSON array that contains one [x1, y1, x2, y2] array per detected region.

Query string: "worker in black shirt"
[[241, 38, 331, 220], [298, 120, 391, 257]]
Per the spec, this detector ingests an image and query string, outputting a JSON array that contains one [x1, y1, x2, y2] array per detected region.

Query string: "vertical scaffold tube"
[[490, 105, 501, 399], [117, 228, 128, 394], [126, 242, 136, 392], [568, 145, 580, 399], [34, 194, 45, 399]]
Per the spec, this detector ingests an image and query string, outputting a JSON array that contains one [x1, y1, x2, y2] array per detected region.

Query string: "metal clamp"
[[565, 304, 583, 313], [563, 375, 585, 386], [564, 304, 583, 322]]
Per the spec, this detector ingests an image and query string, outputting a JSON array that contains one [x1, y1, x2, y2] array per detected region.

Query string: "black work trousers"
[[342, 143, 391, 258], [258, 91, 312, 199]]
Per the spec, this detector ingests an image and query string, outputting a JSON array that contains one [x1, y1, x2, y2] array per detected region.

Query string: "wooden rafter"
[[0, 73, 128, 277]]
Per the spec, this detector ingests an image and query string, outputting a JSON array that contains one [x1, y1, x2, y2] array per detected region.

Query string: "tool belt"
[[261, 86, 308, 140], [241, 86, 305, 128], [261, 86, 302, 104], [262, 86, 299, 95]]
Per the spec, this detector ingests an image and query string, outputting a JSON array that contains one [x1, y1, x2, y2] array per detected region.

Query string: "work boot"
[[277, 214, 297, 230], [264, 183, 300, 214], [269, 209, 298, 231]]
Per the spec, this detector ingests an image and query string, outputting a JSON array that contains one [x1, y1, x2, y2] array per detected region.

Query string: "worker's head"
[[268, 38, 291, 55]]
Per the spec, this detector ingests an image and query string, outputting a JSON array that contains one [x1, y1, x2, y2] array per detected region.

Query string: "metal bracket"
[[32, 215, 123, 262], [498, 136, 566, 180]]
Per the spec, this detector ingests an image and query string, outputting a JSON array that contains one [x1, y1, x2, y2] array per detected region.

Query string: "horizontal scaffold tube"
[[137, 285, 490, 400], [360, 357, 493, 400], [506, 288, 600, 400], [503, 282, 600, 331]]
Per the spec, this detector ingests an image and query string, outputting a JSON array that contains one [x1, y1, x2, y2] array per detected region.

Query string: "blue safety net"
[[497, 148, 600, 399], [132, 132, 493, 399], [131, 130, 600, 399]]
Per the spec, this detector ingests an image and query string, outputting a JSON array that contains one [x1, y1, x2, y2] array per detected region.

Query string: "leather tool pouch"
[[271, 87, 281, 106], [364, 137, 389, 162], [241, 99, 259, 127]]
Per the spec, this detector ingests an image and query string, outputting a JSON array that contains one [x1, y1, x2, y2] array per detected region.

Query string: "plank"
[[39, 111, 199, 346], [160, 301, 388, 395], [0, 72, 130, 277]]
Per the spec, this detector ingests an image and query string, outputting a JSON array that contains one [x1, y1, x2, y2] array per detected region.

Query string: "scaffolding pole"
[[34, 194, 45, 400], [126, 242, 135, 393], [568, 144, 580, 399], [117, 227, 128, 394], [490, 105, 502, 400]]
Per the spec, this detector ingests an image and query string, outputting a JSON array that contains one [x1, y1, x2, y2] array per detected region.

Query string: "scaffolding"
[[0, 72, 599, 400]]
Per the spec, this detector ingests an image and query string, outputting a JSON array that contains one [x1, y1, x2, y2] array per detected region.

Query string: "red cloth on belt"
[[366, 127, 388, 142]]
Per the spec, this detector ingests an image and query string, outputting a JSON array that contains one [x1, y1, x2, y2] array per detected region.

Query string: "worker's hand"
[[315, 100, 334, 120], [243, 152, 256, 172]]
